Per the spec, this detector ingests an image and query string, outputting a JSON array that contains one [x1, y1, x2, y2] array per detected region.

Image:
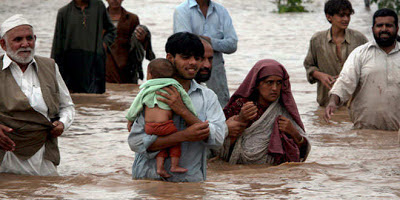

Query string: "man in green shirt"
[[303, 0, 368, 106], [51, 0, 116, 94]]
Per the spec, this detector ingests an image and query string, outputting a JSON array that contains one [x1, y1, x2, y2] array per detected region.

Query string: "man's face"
[[326, 10, 351, 30], [0, 25, 36, 65], [373, 16, 399, 47], [168, 53, 201, 80], [195, 41, 213, 83]]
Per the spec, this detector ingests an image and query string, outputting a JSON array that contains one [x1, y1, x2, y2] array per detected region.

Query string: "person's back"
[[143, 59, 176, 124]]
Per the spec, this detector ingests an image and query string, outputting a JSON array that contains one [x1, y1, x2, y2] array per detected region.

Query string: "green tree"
[[275, 0, 308, 13], [370, 0, 400, 14]]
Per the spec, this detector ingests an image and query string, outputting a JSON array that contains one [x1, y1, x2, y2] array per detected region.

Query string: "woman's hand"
[[278, 116, 303, 144], [238, 102, 258, 122]]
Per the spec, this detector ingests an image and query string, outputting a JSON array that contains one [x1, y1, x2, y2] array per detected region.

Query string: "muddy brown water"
[[0, 0, 399, 199]]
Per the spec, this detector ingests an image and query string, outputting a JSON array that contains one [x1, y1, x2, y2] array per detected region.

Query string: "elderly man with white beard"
[[0, 14, 75, 176]]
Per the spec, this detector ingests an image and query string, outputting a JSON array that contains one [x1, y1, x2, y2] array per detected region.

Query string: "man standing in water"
[[325, 8, 400, 131], [0, 14, 75, 175], [195, 37, 247, 157], [303, 0, 368, 106], [51, 0, 116, 93], [174, 0, 238, 107], [128, 32, 226, 182]]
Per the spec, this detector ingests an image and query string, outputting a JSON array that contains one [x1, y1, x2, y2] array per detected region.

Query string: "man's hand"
[[313, 71, 336, 89], [50, 121, 64, 138], [182, 121, 210, 142], [127, 120, 133, 132], [226, 115, 247, 138], [238, 102, 258, 122], [156, 86, 188, 116], [134, 26, 147, 42], [0, 124, 15, 151], [324, 94, 340, 123], [324, 103, 338, 123]]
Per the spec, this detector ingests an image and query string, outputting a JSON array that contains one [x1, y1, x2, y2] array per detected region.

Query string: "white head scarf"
[[0, 14, 32, 38]]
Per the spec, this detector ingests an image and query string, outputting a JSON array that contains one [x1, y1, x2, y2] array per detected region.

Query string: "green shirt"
[[303, 28, 368, 106]]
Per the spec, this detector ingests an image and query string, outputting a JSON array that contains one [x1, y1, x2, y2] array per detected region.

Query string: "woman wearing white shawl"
[[222, 59, 311, 165]]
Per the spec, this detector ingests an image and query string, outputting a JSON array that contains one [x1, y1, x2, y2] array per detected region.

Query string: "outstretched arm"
[[324, 94, 340, 123]]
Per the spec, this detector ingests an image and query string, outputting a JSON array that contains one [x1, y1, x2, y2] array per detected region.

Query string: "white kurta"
[[330, 40, 400, 130], [0, 54, 75, 176]]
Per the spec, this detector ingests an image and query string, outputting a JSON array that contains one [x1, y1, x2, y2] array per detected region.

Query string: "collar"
[[2, 53, 37, 72], [368, 40, 400, 54], [187, 80, 202, 95], [188, 0, 215, 10], [73, 0, 91, 10], [327, 28, 351, 44], [107, 6, 128, 19]]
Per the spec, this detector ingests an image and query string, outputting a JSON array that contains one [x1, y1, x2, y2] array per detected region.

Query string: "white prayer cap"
[[0, 14, 32, 38]]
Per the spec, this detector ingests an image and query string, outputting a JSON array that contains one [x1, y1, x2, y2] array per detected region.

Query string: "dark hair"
[[373, 8, 398, 28], [147, 58, 175, 79], [324, 0, 354, 19], [165, 32, 204, 58]]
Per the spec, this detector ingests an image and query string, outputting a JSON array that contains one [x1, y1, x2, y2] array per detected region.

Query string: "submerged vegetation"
[[275, 0, 308, 13]]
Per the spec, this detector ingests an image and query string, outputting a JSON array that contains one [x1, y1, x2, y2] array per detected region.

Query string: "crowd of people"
[[0, 0, 399, 183]]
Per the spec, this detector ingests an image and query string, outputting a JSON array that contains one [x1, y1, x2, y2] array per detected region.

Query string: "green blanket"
[[126, 78, 196, 121]]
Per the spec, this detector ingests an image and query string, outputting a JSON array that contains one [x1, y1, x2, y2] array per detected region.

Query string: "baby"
[[126, 58, 197, 178]]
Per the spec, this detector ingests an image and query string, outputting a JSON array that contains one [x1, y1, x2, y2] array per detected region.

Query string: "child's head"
[[147, 58, 176, 80]]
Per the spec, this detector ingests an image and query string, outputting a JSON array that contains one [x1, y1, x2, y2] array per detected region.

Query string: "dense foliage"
[[370, 0, 400, 14], [276, 0, 308, 13]]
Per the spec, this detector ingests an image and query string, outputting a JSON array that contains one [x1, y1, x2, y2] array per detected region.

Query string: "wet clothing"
[[125, 78, 196, 122], [304, 28, 368, 106], [222, 59, 310, 164], [0, 55, 75, 176], [51, 0, 116, 93], [173, 0, 238, 107], [145, 120, 180, 158], [128, 80, 226, 182], [106, 7, 155, 83], [330, 40, 400, 130]]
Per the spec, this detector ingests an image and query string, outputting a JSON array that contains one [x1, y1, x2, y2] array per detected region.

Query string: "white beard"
[[6, 46, 35, 64]]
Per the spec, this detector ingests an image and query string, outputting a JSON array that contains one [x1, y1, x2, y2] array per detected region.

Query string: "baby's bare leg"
[[156, 156, 171, 178], [170, 157, 188, 173]]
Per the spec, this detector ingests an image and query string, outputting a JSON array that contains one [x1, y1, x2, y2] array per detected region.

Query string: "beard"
[[6, 46, 35, 64], [195, 67, 212, 83], [374, 31, 398, 47]]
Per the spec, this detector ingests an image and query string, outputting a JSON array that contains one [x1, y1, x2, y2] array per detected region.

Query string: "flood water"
[[0, 0, 399, 199]]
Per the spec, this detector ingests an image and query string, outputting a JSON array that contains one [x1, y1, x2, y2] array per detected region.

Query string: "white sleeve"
[[55, 63, 75, 130]]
